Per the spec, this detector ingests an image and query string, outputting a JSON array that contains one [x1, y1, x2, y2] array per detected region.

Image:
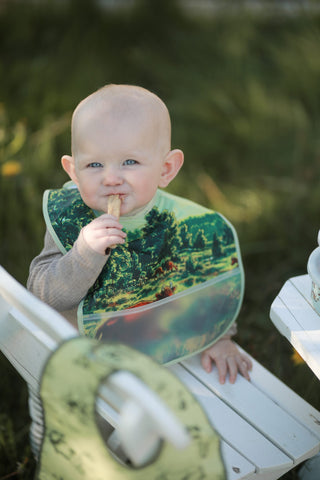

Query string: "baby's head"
[[62, 84, 183, 216]]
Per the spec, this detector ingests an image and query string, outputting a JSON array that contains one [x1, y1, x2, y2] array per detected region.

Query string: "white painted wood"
[[270, 274, 320, 380], [271, 297, 320, 379], [290, 274, 313, 305], [1, 265, 320, 479], [237, 345, 320, 441], [279, 278, 320, 333], [179, 355, 320, 465], [0, 308, 62, 390], [220, 443, 256, 480], [170, 364, 292, 477], [0, 266, 75, 344]]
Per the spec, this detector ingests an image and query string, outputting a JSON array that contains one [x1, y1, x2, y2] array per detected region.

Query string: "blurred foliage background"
[[1, 0, 320, 477]]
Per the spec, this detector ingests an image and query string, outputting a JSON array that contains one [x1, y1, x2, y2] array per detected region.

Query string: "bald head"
[[71, 84, 171, 158]]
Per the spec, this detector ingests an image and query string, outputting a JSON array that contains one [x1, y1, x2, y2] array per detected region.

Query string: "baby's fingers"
[[200, 351, 213, 373], [215, 357, 229, 384], [226, 357, 238, 384], [104, 227, 126, 239], [237, 355, 252, 381], [104, 230, 127, 249]]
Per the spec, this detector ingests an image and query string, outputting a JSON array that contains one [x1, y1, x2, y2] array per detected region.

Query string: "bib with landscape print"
[[44, 184, 244, 364]]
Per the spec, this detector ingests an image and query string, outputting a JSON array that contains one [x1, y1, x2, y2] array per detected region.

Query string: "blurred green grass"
[[1, 1, 320, 477]]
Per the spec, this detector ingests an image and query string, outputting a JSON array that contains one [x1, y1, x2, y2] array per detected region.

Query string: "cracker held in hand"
[[107, 194, 121, 219], [106, 195, 122, 254]]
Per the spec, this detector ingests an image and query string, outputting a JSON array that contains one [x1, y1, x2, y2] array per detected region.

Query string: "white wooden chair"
[[1, 264, 320, 479]]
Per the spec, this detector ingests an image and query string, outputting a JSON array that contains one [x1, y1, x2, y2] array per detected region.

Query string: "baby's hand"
[[201, 339, 252, 384], [82, 214, 126, 255]]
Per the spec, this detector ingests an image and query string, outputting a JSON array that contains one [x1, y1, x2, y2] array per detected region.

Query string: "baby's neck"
[[120, 193, 158, 231]]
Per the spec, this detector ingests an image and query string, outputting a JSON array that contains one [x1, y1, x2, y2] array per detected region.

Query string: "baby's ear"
[[159, 149, 184, 188], [61, 155, 79, 185]]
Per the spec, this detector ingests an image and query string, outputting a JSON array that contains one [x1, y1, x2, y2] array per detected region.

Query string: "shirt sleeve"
[[27, 228, 107, 313]]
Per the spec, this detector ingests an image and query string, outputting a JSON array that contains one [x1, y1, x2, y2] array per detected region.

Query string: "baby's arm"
[[201, 337, 252, 384], [28, 229, 106, 312], [27, 214, 126, 311]]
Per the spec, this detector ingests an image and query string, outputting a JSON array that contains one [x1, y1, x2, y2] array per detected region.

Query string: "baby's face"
[[72, 109, 168, 216]]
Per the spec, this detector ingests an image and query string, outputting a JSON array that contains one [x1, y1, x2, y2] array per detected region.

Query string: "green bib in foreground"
[[36, 337, 226, 480], [44, 185, 244, 364]]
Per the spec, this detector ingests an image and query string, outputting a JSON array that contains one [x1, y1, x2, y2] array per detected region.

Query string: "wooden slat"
[[237, 345, 320, 441], [279, 277, 320, 334], [221, 443, 256, 480], [0, 308, 69, 390], [0, 266, 75, 343], [290, 274, 313, 305], [270, 277, 320, 380], [179, 354, 320, 465], [170, 363, 292, 477]]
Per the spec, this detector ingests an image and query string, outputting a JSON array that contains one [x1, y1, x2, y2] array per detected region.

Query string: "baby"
[[28, 84, 252, 384]]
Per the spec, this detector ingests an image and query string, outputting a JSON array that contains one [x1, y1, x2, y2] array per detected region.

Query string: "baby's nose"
[[103, 166, 123, 185]]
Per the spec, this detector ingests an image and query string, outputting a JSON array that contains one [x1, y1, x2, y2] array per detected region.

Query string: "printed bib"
[[44, 184, 244, 364]]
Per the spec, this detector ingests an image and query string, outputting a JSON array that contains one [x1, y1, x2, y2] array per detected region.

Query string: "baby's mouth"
[[106, 193, 126, 199]]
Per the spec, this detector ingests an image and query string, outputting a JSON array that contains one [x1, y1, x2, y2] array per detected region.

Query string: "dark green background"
[[1, 1, 320, 477]]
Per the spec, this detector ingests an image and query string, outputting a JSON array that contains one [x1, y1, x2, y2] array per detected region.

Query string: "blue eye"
[[88, 162, 103, 168], [123, 159, 138, 166]]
